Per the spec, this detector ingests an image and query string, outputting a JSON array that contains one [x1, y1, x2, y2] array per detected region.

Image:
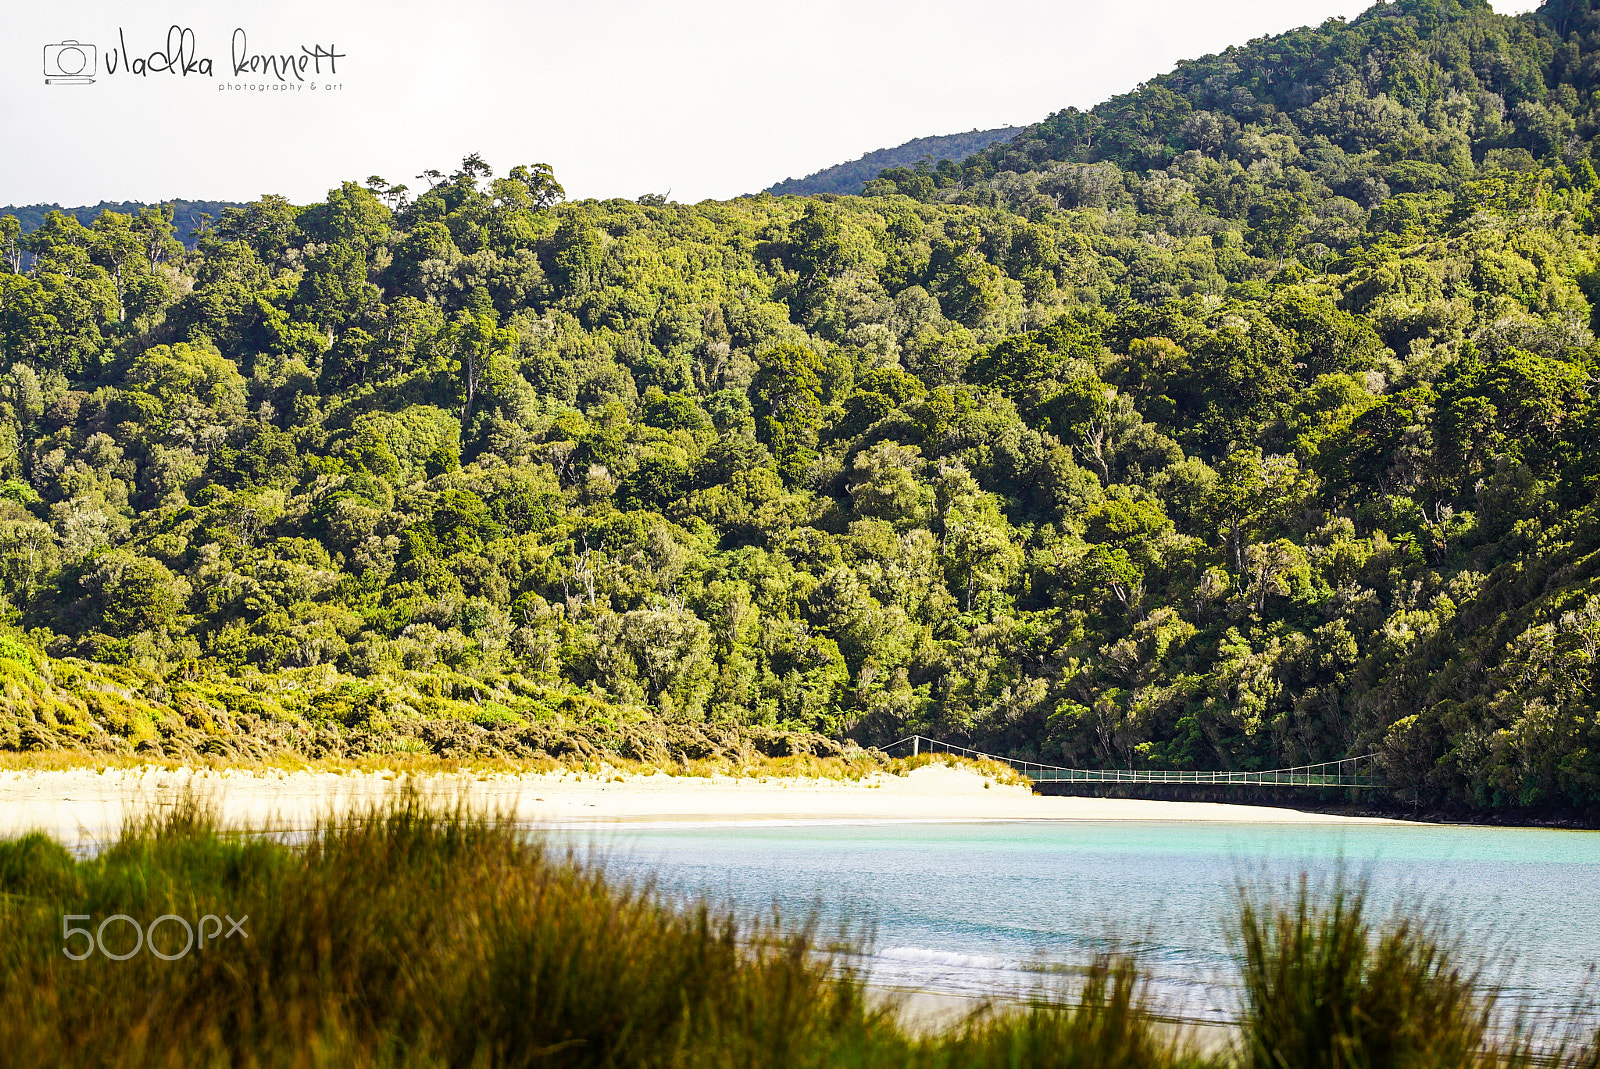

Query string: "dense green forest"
[[766, 128, 1024, 197], [2, 0, 1599, 810]]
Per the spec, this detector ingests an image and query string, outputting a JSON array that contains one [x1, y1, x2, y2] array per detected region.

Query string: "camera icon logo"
[[43, 40, 97, 85]]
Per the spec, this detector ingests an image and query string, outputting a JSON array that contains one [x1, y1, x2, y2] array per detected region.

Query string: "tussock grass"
[[0, 796, 891, 1067], [0, 796, 1176, 1068], [0, 746, 1023, 786], [1235, 877, 1492, 1069], [927, 955, 1214, 1069], [1, 802, 1594, 1067], [1232, 875, 1600, 1069]]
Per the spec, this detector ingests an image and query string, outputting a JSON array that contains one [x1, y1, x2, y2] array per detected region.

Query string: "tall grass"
[[0, 796, 1197, 1068], [927, 955, 1214, 1069], [1231, 875, 1600, 1069], [0, 800, 1595, 1068], [1235, 876, 1495, 1069]]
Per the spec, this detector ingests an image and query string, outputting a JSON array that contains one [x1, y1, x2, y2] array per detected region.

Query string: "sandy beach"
[[0, 762, 1399, 843]]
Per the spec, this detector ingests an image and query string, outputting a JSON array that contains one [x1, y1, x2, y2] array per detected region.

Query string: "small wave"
[[876, 946, 1014, 970]]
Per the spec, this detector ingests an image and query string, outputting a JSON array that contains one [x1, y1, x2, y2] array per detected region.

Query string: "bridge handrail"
[[877, 735, 1383, 787]]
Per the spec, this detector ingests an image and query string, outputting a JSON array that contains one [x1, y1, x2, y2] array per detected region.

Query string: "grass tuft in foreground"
[[1233, 875, 1600, 1069], [1236, 876, 1493, 1069], [930, 955, 1211, 1069]]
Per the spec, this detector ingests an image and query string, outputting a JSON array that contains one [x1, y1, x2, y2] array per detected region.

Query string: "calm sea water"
[[547, 819, 1600, 1024]]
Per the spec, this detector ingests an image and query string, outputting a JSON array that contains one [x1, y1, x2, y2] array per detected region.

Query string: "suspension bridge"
[[881, 735, 1384, 789]]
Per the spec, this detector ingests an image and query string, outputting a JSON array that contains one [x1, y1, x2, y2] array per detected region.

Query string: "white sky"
[[0, 0, 1546, 208]]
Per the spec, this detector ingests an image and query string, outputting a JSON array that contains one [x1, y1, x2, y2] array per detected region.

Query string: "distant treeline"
[[0, 201, 243, 248], [766, 127, 1023, 197]]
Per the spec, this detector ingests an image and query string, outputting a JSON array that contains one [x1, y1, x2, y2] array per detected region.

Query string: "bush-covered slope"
[[0, 5, 1598, 810], [876, 0, 1600, 215]]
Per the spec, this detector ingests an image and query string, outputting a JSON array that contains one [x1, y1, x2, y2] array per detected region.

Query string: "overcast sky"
[[0, 0, 1544, 208]]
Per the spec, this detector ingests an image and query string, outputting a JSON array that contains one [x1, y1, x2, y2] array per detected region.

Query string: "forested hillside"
[[0, 0, 1598, 810], [766, 128, 1024, 197]]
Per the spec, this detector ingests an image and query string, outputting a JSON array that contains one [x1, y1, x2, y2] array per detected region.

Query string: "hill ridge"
[[1, 200, 245, 247], [766, 126, 1023, 196]]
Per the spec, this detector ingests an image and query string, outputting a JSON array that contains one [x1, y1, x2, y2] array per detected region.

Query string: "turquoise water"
[[552, 819, 1600, 1023]]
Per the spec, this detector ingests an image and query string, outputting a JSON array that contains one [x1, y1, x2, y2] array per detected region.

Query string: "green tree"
[[84, 552, 189, 637], [751, 344, 824, 483]]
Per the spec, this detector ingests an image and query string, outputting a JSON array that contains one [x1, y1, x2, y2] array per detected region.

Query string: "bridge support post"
[[913, 736, 919, 757]]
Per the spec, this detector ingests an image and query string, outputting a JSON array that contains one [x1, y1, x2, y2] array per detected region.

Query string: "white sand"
[[0, 763, 1399, 843]]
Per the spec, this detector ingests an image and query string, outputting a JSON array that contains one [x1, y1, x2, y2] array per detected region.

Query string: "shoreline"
[[867, 984, 1236, 1053], [0, 762, 1404, 843]]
